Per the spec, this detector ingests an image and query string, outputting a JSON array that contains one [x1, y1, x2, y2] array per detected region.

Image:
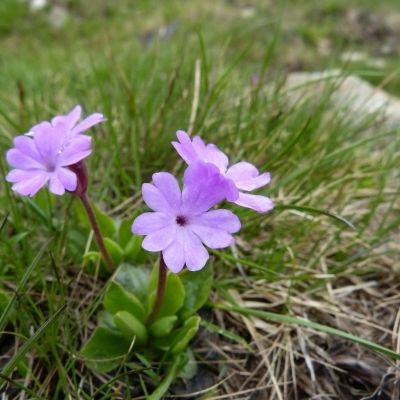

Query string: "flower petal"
[[182, 162, 238, 213], [173, 131, 229, 173], [6, 149, 43, 170], [142, 225, 176, 252], [13, 136, 42, 162], [51, 105, 82, 130], [190, 225, 234, 249], [71, 113, 105, 135], [226, 161, 271, 191], [56, 167, 77, 191], [162, 240, 185, 273], [58, 135, 92, 166], [141, 173, 182, 214], [191, 209, 241, 233], [142, 183, 172, 213], [11, 171, 49, 197], [6, 169, 38, 183], [132, 212, 173, 235], [49, 175, 65, 195], [234, 192, 274, 213], [204, 143, 229, 172], [172, 130, 199, 165], [181, 229, 209, 271], [163, 228, 209, 272], [152, 172, 181, 210], [33, 122, 65, 164], [29, 121, 52, 136], [190, 209, 240, 249]]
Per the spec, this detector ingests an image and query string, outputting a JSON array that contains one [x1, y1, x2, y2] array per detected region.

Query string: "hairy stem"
[[79, 193, 115, 273], [146, 256, 167, 325]]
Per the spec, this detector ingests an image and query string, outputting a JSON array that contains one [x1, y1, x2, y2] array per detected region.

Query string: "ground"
[[0, 0, 399, 399]]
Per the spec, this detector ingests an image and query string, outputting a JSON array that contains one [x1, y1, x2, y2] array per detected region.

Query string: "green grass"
[[0, 0, 399, 398]]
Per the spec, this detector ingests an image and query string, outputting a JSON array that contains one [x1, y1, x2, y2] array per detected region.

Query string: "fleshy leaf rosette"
[[173, 130, 274, 213], [132, 162, 241, 273], [5, 106, 104, 197]]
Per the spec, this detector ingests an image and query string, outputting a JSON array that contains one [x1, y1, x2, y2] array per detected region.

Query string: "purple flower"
[[6, 107, 104, 197], [172, 130, 274, 213], [132, 163, 241, 273], [28, 105, 104, 139]]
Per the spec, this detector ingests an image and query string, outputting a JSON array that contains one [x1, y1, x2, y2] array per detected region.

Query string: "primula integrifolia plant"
[[132, 130, 274, 324], [5, 105, 115, 272]]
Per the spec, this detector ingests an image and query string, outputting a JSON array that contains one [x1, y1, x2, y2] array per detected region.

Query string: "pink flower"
[[173, 131, 274, 213], [6, 107, 104, 197], [132, 163, 241, 273], [28, 105, 104, 139]]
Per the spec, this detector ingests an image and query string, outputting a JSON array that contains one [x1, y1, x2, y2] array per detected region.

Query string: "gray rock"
[[284, 70, 400, 128]]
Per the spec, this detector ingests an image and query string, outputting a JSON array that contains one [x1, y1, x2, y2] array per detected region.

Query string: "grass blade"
[[276, 204, 356, 230], [148, 355, 182, 400], [217, 304, 400, 360], [0, 304, 66, 382], [0, 240, 50, 333], [0, 213, 8, 233]]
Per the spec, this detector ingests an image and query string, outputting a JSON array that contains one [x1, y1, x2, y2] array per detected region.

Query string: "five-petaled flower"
[[132, 162, 241, 273], [5, 106, 104, 196], [173, 130, 274, 213]]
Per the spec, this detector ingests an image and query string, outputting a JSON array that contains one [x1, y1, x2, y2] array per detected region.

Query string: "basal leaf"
[[104, 281, 146, 321], [179, 265, 213, 321], [149, 316, 177, 338], [113, 311, 148, 346], [80, 326, 131, 373], [104, 238, 124, 266], [148, 271, 185, 320], [171, 316, 201, 354], [113, 264, 151, 305]]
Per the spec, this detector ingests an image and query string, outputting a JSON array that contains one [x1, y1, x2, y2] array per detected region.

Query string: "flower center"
[[176, 215, 187, 226], [45, 162, 56, 173]]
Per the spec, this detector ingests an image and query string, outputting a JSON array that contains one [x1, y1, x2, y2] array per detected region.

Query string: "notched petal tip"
[[176, 130, 190, 141]]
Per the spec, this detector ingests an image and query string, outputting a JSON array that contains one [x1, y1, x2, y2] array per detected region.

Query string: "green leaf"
[[124, 236, 149, 263], [149, 316, 177, 338], [148, 271, 185, 319], [113, 311, 148, 346], [118, 218, 133, 248], [80, 326, 131, 373], [171, 316, 201, 354], [218, 304, 400, 361], [104, 238, 124, 267], [104, 281, 146, 321], [113, 264, 151, 305], [179, 265, 213, 321]]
